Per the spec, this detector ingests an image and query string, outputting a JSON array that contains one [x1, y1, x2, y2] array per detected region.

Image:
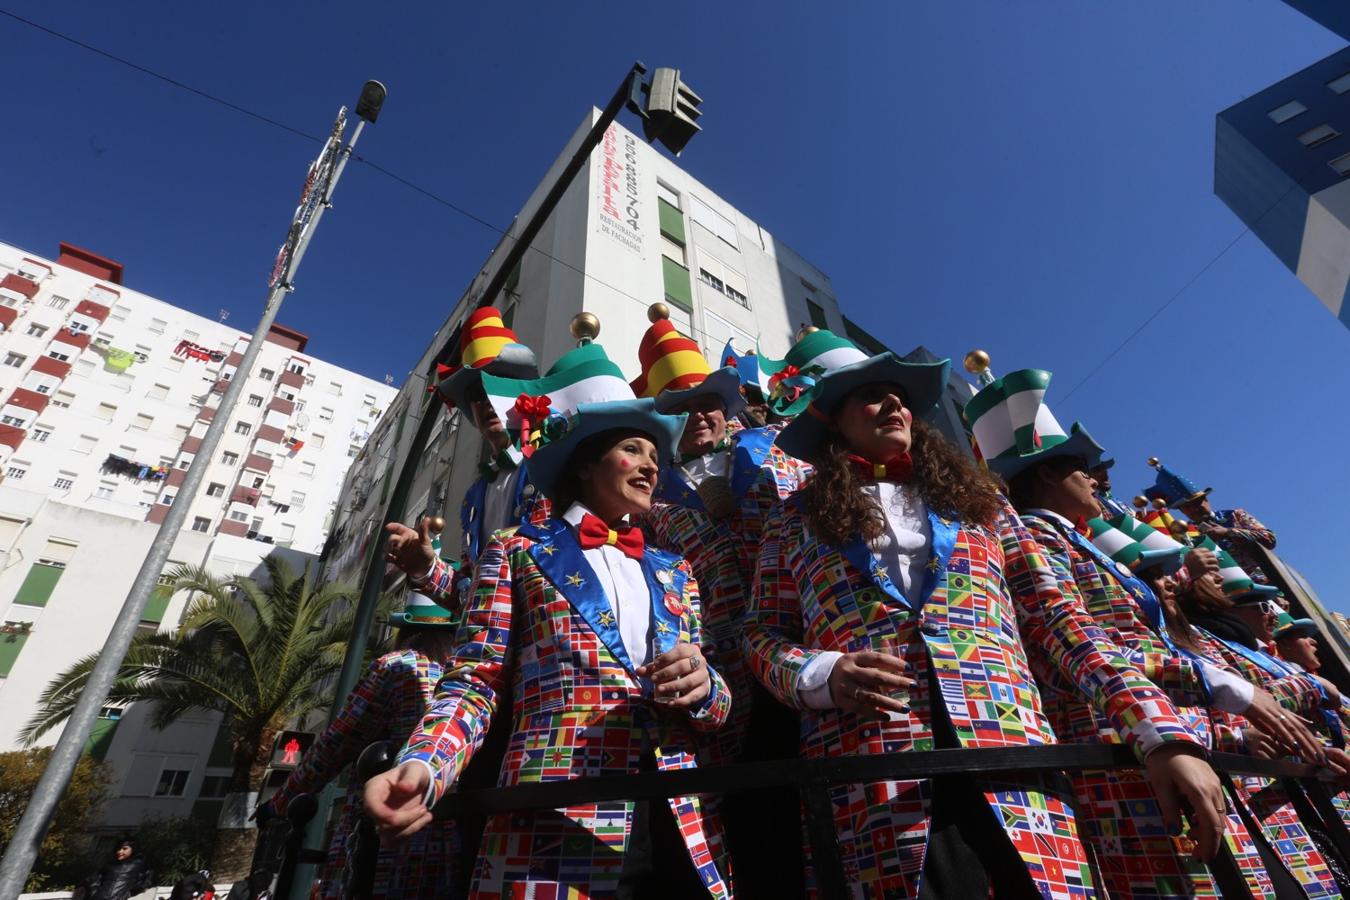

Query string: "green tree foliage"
[[129, 815, 218, 886], [0, 747, 111, 891]]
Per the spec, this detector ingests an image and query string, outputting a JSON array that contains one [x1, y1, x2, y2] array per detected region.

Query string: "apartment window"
[[287, 363, 306, 375], [300, 461, 316, 478], [149, 317, 167, 334], [5, 464, 26, 479], [290, 491, 306, 508], [278, 389, 296, 402], [206, 482, 225, 498], [52, 474, 75, 491], [110, 304, 130, 322], [146, 383, 170, 402], [173, 424, 189, 442], [250, 476, 265, 489], [698, 269, 724, 292], [807, 299, 828, 329], [130, 413, 153, 432], [363, 394, 377, 407], [15, 555, 72, 607], [67, 320, 90, 335], [328, 381, 342, 396], [259, 368, 275, 381], [234, 421, 252, 436], [94, 403, 117, 422], [164, 356, 184, 373], [228, 509, 249, 522], [47, 295, 70, 311], [160, 493, 174, 506], [31, 426, 52, 443], [319, 407, 334, 422], [0, 415, 26, 428], [95, 482, 116, 500], [191, 517, 211, 533], [138, 491, 157, 510], [176, 458, 190, 470], [657, 180, 681, 208], [310, 433, 325, 449], [93, 334, 113, 349], [1332, 152, 1350, 177], [52, 391, 74, 409], [221, 451, 239, 465], [1268, 100, 1307, 124], [45, 348, 71, 363], [662, 234, 687, 267], [24, 324, 47, 339], [1298, 124, 1340, 148], [725, 285, 749, 307], [154, 768, 191, 798], [247, 394, 263, 408], [76, 359, 97, 378], [3, 352, 25, 368], [347, 444, 360, 459], [74, 434, 97, 453]]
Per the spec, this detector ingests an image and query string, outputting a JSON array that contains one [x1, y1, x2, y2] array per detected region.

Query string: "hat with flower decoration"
[[1142, 458, 1212, 509], [963, 369, 1105, 481], [480, 315, 686, 501], [772, 330, 950, 462], [630, 305, 744, 418], [434, 307, 539, 412]]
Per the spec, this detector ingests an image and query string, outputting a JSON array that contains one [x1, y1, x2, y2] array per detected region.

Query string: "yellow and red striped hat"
[[630, 311, 744, 417], [437, 307, 538, 410]]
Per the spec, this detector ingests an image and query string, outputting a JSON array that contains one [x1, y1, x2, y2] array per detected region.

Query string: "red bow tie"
[[577, 514, 645, 560], [1074, 516, 1092, 538], [847, 453, 913, 483]]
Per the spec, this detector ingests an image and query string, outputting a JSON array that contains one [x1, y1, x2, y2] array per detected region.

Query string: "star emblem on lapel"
[[872, 564, 889, 580], [538, 543, 558, 556], [597, 610, 615, 627], [926, 555, 941, 572], [565, 572, 585, 587], [938, 517, 951, 527], [657, 621, 673, 634]]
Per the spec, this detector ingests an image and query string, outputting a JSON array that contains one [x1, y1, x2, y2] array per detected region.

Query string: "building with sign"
[[0, 239, 395, 828], [322, 109, 976, 595]]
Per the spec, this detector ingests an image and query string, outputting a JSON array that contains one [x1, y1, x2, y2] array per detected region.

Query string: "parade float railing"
[[267, 743, 1350, 900]]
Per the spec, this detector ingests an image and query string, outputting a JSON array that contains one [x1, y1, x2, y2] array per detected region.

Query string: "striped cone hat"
[[630, 316, 744, 417], [963, 369, 1105, 480], [435, 307, 539, 411], [481, 340, 686, 501], [1089, 516, 1185, 576], [1119, 511, 1275, 597], [398, 531, 458, 627]]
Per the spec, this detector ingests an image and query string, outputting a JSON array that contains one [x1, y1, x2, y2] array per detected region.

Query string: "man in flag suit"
[[364, 333, 735, 899], [980, 369, 1319, 898]]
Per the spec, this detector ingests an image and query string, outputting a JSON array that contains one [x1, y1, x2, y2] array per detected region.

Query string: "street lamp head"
[[356, 80, 388, 124]]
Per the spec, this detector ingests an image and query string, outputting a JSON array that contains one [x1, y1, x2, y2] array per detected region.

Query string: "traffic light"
[[270, 730, 314, 769], [642, 68, 702, 156]]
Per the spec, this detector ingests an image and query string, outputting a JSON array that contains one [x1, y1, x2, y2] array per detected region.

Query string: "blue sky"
[[2, 3, 1348, 609]]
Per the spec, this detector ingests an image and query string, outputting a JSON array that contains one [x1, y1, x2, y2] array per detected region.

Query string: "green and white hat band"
[[483, 342, 632, 439], [1087, 518, 1147, 568], [1109, 513, 1189, 554], [401, 533, 457, 626], [1193, 534, 1273, 596], [964, 369, 1067, 461], [757, 329, 868, 378]]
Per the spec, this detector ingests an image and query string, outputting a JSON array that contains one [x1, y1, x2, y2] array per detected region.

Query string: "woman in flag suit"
[[743, 334, 1228, 899], [364, 333, 734, 900], [265, 594, 462, 899]]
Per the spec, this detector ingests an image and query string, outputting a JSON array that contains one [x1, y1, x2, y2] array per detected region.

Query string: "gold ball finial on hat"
[[647, 302, 670, 323], [795, 325, 819, 342], [1133, 496, 1149, 510], [963, 349, 991, 376], [1152, 497, 1168, 510], [426, 515, 445, 533], [570, 312, 601, 342], [1147, 457, 1161, 468]]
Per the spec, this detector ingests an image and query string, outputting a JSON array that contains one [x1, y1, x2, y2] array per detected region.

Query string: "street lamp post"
[[0, 81, 385, 900]]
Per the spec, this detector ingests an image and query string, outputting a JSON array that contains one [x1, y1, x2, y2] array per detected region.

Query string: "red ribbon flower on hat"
[[512, 394, 552, 458], [767, 364, 800, 394]]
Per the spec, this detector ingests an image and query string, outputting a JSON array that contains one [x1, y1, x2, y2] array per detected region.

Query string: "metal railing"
[[272, 743, 1349, 900]]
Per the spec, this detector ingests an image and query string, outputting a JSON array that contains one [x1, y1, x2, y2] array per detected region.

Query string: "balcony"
[[51, 330, 91, 352], [0, 424, 25, 452], [7, 388, 50, 416], [211, 379, 229, 394], [146, 504, 169, 525], [256, 424, 285, 445], [218, 520, 249, 537], [166, 468, 187, 488], [279, 369, 305, 389], [230, 486, 260, 506], [196, 406, 216, 423], [267, 396, 295, 417], [0, 274, 38, 300], [224, 351, 244, 368], [73, 299, 110, 322], [32, 355, 71, 380], [181, 435, 202, 455], [243, 453, 273, 474], [0, 307, 17, 332]]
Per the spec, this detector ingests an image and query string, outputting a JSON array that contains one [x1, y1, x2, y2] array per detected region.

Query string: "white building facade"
[[0, 239, 396, 825]]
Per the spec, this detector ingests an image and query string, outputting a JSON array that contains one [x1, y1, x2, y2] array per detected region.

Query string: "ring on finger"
[[853, 685, 863, 701], [689, 656, 701, 670]]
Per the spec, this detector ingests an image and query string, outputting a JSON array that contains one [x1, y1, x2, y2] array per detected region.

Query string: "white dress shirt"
[[798, 482, 932, 710], [563, 502, 654, 669], [1023, 507, 1254, 715], [482, 446, 526, 538], [679, 447, 732, 487]]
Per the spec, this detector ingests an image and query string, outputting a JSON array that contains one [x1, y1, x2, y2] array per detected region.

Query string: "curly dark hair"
[[801, 419, 1005, 546]]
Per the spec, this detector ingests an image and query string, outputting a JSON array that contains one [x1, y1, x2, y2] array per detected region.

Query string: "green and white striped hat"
[[963, 369, 1105, 480], [1108, 512, 1277, 597], [1089, 516, 1185, 576], [757, 329, 871, 417], [481, 341, 686, 501], [398, 531, 458, 628]]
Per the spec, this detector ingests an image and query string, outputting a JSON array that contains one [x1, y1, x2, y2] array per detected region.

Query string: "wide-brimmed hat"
[[964, 369, 1105, 481], [1274, 612, 1318, 640], [771, 331, 950, 462], [1142, 458, 1212, 509], [631, 315, 745, 418], [482, 340, 685, 501], [436, 307, 539, 411], [719, 338, 771, 399]]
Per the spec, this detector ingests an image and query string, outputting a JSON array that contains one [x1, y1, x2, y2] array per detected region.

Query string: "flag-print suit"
[[413, 470, 551, 616], [1207, 508, 1277, 585], [644, 425, 809, 761], [398, 518, 734, 899], [745, 497, 1190, 899], [270, 650, 460, 900], [1018, 513, 1274, 899]]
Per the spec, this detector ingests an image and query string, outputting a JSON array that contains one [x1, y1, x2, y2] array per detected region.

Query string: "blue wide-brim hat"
[[1130, 546, 1186, 578], [775, 352, 951, 462], [525, 398, 687, 501], [1228, 583, 1284, 606], [653, 365, 746, 419], [1274, 615, 1318, 640], [440, 343, 539, 411]]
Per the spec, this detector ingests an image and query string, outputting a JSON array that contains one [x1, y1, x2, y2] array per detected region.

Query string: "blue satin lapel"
[[839, 536, 909, 609], [525, 522, 637, 675], [655, 465, 705, 511], [922, 511, 959, 608], [462, 478, 488, 561], [644, 552, 687, 659]]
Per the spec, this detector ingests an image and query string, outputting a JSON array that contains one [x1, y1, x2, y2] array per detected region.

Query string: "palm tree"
[[23, 553, 386, 876]]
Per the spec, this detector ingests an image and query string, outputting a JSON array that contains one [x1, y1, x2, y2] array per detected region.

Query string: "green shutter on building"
[[504, 259, 522, 294], [142, 586, 172, 624], [86, 718, 120, 761], [658, 199, 686, 245], [0, 632, 28, 677], [662, 257, 693, 312], [807, 300, 828, 329], [15, 563, 64, 607]]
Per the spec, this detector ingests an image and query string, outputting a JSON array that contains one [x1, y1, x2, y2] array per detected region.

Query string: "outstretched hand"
[[363, 761, 433, 847], [386, 518, 437, 579]]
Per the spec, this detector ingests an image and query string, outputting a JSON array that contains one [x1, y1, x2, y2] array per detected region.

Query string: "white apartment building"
[[0, 239, 396, 825], [323, 110, 971, 591]]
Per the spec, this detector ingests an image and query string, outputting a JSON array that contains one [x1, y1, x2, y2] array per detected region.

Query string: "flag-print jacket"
[[743, 497, 1184, 898], [271, 650, 458, 900], [398, 517, 733, 899], [643, 425, 809, 760]]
